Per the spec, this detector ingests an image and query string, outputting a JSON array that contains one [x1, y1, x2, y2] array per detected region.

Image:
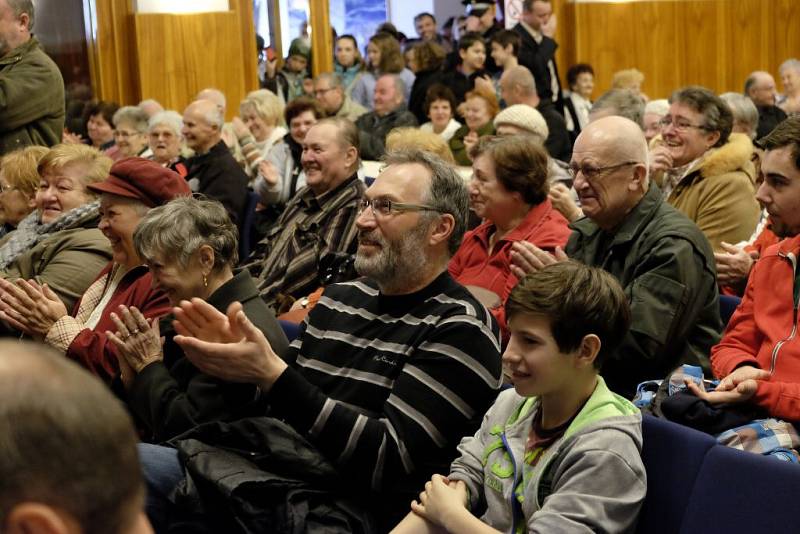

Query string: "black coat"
[[186, 140, 249, 232], [128, 270, 289, 443], [513, 23, 564, 113], [538, 99, 573, 162]]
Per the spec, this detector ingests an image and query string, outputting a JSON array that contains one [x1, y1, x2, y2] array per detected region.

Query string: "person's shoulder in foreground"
[[391, 261, 646, 534]]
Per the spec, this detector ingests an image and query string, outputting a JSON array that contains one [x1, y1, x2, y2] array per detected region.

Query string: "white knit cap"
[[493, 104, 549, 141]]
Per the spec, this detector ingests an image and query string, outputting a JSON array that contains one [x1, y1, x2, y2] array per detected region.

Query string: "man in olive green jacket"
[[511, 116, 722, 398], [0, 1, 64, 155]]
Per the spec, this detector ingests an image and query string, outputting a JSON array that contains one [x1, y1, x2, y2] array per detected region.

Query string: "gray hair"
[[670, 86, 733, 147], [780, 58, 800, 77], [7, 0, 33, 30], [378, 73, 406, 99], [720, 92, 759, 139], [133, 196, 239, 270], [202, 103, 225, 129], [382, 149, 469, 256], [112, 105, 149, 134], [315, 72, 344, 90], [101, 193, 150, 217], [644, 98, 669, 117], [147, 110, 183, 136], [591, 89, 645, 128]]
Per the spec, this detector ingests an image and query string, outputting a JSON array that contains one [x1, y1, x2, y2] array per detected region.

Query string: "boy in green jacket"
[[392, 261, 647, 533]]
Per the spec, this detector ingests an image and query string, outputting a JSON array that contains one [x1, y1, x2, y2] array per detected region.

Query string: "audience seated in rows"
[[511, 116, 722, 398], [139, 148, 502, 532], [0, 158, 189, 383]]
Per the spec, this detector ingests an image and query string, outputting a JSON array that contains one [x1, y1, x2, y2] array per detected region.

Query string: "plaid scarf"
[[0, 200, 101, 270]]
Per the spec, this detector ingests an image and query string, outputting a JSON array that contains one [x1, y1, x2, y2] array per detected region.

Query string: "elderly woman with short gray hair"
[[112, 106, 151, 159], [106, 196, 289, 442], [147, 110, 186, 171]]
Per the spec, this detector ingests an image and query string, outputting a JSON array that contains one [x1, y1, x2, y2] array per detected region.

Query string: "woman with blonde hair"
[[386, 127, 455, 164], [0, 144, 113, 314], [0, 145, 47, 236], [351, 32, 415, 109], [231, 89, 287, 179]]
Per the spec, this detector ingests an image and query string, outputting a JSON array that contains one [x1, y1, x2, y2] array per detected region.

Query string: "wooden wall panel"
[[553, 0, 800, 101], [89, 0, 258, 118]]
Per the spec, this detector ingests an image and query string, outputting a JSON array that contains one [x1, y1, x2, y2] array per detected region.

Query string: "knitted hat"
[[493, 104, 550, 142], [88, 157, 191, 208], [288, 38, 311, 60]]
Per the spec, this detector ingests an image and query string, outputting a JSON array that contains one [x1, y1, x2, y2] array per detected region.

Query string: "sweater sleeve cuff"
[[713, 352, 760, 378], [267, 365, 326, 433], [45, 316, 85, 353]]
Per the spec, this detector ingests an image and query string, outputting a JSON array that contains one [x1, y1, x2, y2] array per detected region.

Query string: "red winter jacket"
[[711, 234, 800, 420], [448, 199, 571, 336]]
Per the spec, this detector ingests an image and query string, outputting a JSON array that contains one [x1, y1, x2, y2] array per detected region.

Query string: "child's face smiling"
[[503, 312, 579, 398]]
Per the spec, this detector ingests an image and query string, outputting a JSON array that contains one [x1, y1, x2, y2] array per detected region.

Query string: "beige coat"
[[662, 133, 760, 251], [1, 227, 112, 312]]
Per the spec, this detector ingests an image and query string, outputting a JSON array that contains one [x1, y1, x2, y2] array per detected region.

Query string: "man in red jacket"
[[690, 116, 800, 420]]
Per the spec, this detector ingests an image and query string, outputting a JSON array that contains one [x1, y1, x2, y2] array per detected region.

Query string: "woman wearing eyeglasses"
[[0, 145, 47, 237], [448, 136, 571, 339], [650, 86, 760, 251]]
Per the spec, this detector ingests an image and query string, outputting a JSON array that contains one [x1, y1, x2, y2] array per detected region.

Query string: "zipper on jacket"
[[500, 432, 522, 534], [771, 252, 799, 373]]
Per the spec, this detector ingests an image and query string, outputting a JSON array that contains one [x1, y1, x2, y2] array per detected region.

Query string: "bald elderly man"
[[745, 71, 787, 139], [182, 98, 249, 233], [511, 116, 722, 397]]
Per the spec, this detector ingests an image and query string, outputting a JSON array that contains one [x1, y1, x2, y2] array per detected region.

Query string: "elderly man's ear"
[[4, 503, 79, 534]]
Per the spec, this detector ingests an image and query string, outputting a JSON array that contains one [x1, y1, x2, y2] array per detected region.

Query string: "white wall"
[[387, 0, 434, 39]]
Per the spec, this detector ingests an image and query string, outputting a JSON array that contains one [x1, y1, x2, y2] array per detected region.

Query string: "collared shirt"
[[243, 174, 365, 310]]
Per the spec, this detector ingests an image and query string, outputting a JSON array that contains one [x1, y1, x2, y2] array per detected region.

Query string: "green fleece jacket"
[[449, 377, 646, 533], [0, 37, 64, 154]]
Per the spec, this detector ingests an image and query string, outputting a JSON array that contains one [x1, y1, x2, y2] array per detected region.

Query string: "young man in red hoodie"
[[690, 116, 800, 420]]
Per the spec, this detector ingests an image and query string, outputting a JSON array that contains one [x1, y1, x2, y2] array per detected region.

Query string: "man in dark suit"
[[513, 0, 564, 114]]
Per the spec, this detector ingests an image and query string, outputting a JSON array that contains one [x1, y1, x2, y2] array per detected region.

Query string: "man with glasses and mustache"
[[137, 148, 501, 532], [510, 116, 721, 398]]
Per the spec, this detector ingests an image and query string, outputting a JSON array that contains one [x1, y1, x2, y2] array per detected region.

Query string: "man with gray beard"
[[138, 149, 502, 532]]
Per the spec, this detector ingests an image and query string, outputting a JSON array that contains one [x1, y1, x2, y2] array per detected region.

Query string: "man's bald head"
[[196, 88, 227, 112], [0, 341, 147, 534], [745, 71, 777, 107], [578, 115, 648, 170], [500, 66, 539, 106], [572, 116, 649, 230]]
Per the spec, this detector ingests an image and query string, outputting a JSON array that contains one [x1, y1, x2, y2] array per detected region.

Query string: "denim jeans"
[[138, 443, 185, 533]]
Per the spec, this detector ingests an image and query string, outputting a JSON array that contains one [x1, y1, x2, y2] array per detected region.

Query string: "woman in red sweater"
[[448, 135, 571, 338]]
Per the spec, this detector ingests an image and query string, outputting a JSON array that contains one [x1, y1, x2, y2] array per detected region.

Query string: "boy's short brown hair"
[[506, 262, 630, 369]]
